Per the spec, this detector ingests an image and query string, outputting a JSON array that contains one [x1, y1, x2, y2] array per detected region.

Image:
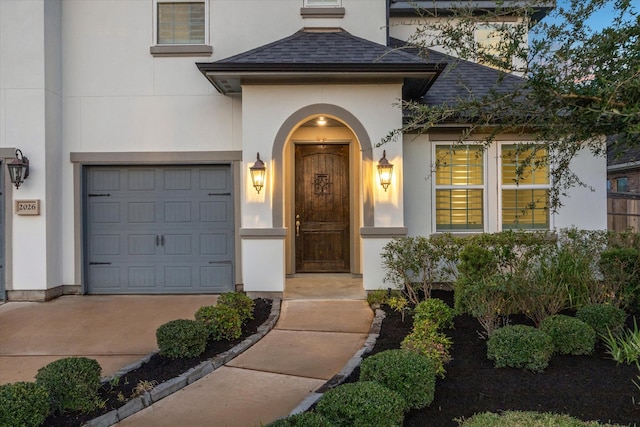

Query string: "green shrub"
[[195, 304, 243, 341], [387, 295, 409, 322], [576, 304, 626, 337], [265, 412, 333, 427], [217, 292, 255, 323], [401, 319, 452, 377], [601, 317, 640, 365], [156, 319, 209, 358], [599, 248, 640, 310], [0, 382, 50, 426], [539, 315, 596, 355], [486, 325, 554, 372], [366, 289, 388, 308], [360, 349, 437, 410], [35, 357, 102, 414], [315, 381, 404, 427], [457, 410, 623, 426], [413, 298, 454, 329]]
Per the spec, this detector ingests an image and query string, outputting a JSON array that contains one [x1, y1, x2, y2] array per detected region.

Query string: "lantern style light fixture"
[[7, 149, 30, 190], [377, 150, 393, 192], [249, 152, 266, 194]]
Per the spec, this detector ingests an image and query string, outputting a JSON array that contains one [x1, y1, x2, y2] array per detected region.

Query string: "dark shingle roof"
[[196, 29, 443, 95], [217, 29, 426, 65], [388, 38, 525, 106]]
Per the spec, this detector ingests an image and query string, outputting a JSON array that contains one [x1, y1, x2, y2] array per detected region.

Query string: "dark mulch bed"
[[358, 290, 640, 426], [44, 298, 272, 427]]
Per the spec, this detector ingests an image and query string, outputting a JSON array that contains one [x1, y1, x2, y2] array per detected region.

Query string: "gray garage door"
[[85, 165, 234, 294]]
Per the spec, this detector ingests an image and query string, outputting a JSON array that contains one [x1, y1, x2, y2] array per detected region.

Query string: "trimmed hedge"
[[0, 381, 50, 426], [315, 381, 405, 427], [35, 357, 102, 414], [360, 349, 437, 410], [540, 315, 596, 355], [486, 325, 554, 372], [156, 319, 209, 359], [265, 412, 333, 427], [413, 298, 455, 329], [576, 304, 627, 337], [195, 304, 243, 341], [217, 292, 255, 323], [458, 410, 624, 426]]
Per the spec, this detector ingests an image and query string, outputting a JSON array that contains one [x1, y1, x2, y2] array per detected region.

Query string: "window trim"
[[151, 0, 212, 57], [498, 143, 552, 231], [304, 0, 342, 7], [432, 143, 488, 233]]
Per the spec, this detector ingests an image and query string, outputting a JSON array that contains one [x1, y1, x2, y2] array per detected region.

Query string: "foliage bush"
[[539, 315, 596, 355], [366, 289, 388, 308], [217, 292, 255, 323], [401, 319, 452, 377], [455, 244, 513, 337], [195, 304, 243, 341], [601, 317, 640, 365], [599, 248, 640, 310], [575, 304, 627, 337], [35, 357, 102, 414], [360, 349, 437, 410], [486, 325, 554, 372], [413, 298, 455, 329], [265, 412, 333, 427], [0, 381, 50, 426], [381, 235, 460, 304], [315, 381, 405, 427], [458, 410, 623, 426], [156, 319, 209, 358]]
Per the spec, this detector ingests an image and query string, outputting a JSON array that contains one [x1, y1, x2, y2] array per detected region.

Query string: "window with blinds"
[[501, 145, 550, 230], [435, 145, 485, 231], [157, 2, 205, 45]]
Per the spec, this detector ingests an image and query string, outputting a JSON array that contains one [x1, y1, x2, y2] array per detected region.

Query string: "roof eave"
[[389, 1, 555, 21]]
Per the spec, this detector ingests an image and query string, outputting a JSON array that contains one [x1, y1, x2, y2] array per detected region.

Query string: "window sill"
[[300, 7, 345, 18], [150, 45, 213, 57]]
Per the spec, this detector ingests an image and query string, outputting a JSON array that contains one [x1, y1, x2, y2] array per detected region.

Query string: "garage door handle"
[[161, 235, 165, 246], [88, 193, 111, 197], [156, 235, 160, 246], [89, 262, 112, 265]]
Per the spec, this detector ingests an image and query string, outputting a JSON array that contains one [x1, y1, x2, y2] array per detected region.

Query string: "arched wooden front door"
[[294, 143, 350, 272]]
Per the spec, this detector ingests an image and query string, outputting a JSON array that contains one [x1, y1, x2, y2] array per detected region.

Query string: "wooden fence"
[[608, 193, 640, 232]]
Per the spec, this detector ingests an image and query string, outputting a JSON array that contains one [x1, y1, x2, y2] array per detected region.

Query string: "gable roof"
[[196, 29, 443, 95], [388, 37, 526, 106]]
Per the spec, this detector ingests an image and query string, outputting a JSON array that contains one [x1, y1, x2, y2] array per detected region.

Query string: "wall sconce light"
[[377, 150, 393, 192], [249, 152, 266, 194], [7, 149, 30, 189]]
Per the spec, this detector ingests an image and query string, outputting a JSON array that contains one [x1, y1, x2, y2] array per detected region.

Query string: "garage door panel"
[[128, 202, 156, 223], [164, 169, 192, 190], [200, 168, 229, 190], [164, 202, 192, 223], [86, 165, 234, 294], [164, 234, 193, 256], [128, 234, 158, 256], [128, 169, 156, 191], [128, 267, 157, 288], [90, 170, 120, 191], [200, 264, 233, 290], [91, 202, 121, 223], [200, 200, 230, 223]]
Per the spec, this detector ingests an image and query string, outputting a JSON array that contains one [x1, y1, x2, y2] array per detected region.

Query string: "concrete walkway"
[[0, 295, 218, 385], [116, 299, 373, 426]]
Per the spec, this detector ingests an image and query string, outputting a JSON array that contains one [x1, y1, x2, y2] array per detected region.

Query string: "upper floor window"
[[434, 145, 485, 232], [304, 0, 342, 6], [500, 144, 550, 230], [157, 1, 206, 45]]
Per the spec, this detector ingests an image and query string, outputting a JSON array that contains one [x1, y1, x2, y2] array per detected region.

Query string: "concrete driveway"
[[0, 294, 218, 385]]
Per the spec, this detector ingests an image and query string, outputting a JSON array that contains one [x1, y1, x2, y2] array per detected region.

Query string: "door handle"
[[295, 215, 301, 237], [156, 235, 160, 246], [161, 235, 165, 246]]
